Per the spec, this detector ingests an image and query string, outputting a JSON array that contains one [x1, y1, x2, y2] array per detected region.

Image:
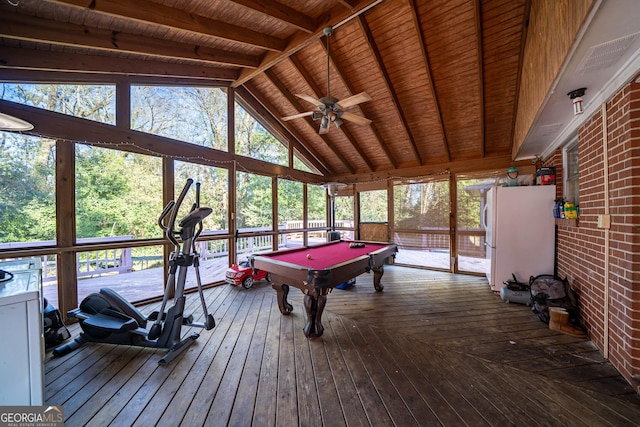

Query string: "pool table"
[[250, 240, 397, 338]]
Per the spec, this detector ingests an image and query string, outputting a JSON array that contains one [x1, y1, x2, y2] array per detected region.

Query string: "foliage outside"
[[394, 180, 450, 229]]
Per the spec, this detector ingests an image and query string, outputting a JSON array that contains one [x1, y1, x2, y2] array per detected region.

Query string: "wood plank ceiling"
[[0, 0, 529, 180]]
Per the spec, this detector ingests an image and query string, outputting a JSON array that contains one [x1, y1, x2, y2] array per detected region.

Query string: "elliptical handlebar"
[[164, 178, 194, 246], [193, 182, 204, 242], [157, 200, 175, 235]]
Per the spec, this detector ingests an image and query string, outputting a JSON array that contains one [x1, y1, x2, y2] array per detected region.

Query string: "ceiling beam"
[[264, 69, 356, 175], [0, 99, 322, 182], [474, 0, 486, 157], [42, 0, 286, 51], [357, 14, 423, 165], [331, 154, 531, 184], [289, 55, 375, 172], [232, 0, 383, 87], [510, 0, 532, 159], [318, 39, 398, 170], [237, 83, 333, 176], [0, 12, 260, 68], [0, 47, 239, 82], [337, 1, 359, 8], [228, 0, 316, 33], [408, 0, 450, 162]]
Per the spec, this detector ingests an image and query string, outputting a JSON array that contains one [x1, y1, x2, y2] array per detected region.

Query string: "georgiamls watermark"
[[0, 406, 63, 427]]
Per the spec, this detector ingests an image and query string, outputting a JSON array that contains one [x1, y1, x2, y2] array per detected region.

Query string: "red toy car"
[[225, 260, 270, 289]]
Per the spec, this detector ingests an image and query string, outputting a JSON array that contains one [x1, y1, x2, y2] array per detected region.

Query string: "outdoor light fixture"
[[567, 88, 586, 115], [323, 182, 347, 238], [0, 112, 34, 131]]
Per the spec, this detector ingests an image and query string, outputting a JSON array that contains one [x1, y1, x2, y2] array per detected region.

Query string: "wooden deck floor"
[[44, 266, 640, 426]]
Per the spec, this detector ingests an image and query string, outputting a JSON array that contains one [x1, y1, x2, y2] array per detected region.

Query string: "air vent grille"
[[578, 33, 639, 74]]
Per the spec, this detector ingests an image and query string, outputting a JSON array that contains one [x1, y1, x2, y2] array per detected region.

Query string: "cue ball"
[[306, 253, 312, 259]]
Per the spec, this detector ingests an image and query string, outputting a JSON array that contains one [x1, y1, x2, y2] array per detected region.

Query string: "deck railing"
[[1, 221, 350, 283]]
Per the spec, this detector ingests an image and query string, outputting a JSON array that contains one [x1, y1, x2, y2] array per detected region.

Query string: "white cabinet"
[[0, 259, 44, 405]]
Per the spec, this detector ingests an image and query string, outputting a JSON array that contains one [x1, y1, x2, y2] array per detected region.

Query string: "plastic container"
[[537, 167, 556, 185], [564, 202, 578, 219], [506, 167, 519, 187]]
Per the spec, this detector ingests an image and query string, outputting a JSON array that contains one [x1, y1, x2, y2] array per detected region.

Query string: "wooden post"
[[272, 176, 278, 251], [162, 157, 175, 298], [449, 172, 457, 273], [55, 139, 78, 320], [228, 163, 237, 267], [228, 88, 237, 266], [303, 184, 309, 246]]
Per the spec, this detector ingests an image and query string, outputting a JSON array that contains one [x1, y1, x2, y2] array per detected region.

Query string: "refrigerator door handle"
[[482, 204, 488, 230]]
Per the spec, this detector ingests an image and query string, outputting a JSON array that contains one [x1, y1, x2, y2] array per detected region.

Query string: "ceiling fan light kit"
[[281, 26, 372, 134]]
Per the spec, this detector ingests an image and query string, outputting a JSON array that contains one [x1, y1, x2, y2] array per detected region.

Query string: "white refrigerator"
[[484, 185, 556, 291]]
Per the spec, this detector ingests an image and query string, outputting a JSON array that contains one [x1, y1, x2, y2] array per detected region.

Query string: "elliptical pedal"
[[148, 311, 194, 325]]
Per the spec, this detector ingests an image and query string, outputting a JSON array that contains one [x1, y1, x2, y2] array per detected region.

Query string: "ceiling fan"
[[281, 26, 372, 135]]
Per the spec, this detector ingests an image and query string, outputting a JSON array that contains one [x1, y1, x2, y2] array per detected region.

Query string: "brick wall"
[[546, 76, 640, 390]]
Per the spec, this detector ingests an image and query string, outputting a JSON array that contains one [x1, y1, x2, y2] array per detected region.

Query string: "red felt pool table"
[[251, 240, 397, 338]]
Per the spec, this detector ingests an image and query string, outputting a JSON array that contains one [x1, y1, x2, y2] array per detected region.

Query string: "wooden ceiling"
[[0, 0, 531, 180]]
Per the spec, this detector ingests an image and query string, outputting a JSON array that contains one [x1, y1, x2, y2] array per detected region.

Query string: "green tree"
[[0, 133, 56, 242], [131, 86, 228, 150], [277, 179, 303, 224], [360, 190, 387, 222], [236, 172, 272, 229], [394, 181, 449, 229], [236, 104, 287, 165], [75, 146, 162, 239]]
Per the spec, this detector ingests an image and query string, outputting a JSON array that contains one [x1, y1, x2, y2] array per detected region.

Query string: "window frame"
[[563, 140, 579, 206]]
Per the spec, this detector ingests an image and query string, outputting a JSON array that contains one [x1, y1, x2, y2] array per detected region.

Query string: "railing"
[[393, 229, 487, 257], [1, 221, 356, 283]]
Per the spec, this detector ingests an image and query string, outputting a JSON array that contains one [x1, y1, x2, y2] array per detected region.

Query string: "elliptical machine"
[[54, 179, 216, 365]]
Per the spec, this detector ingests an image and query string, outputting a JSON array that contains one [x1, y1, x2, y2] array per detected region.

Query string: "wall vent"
[[577, 32, 639, 74], [538, 123, 563, 137]]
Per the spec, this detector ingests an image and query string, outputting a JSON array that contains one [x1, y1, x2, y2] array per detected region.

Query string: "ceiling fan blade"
[[281, 111, 314, 121], [340, 111, 372, 126], [335, 92, 372, 109], [295, 93, 324, 107]]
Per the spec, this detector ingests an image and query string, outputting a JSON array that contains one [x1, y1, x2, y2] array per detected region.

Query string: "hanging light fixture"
[[323, 182, 347, 241], [320, 115, 329, 130], [0, 112, 34, 131], [567, 88, 586, 116]]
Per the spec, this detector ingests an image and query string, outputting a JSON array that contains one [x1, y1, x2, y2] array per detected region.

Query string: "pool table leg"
[[372, 265, 385, 292], [303, 292, 327, 338], [272, 283, 293, 314]]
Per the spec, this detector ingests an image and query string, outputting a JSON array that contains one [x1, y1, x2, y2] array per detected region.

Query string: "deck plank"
[[44, 266, 640, 426], [203, 291, 265, 425], [327, 312, 396, 425], [227, 293, 274, 427], [134, 285, 240, 426], [306, 323, 346, 426], [251, 293, 282, 425], [338, 315, 421, 426], [292, 307, 323, 425], [176, 289, 254, 426]]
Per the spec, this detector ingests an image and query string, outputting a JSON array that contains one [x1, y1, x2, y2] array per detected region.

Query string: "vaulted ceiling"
[[0, 0, 552, 181]]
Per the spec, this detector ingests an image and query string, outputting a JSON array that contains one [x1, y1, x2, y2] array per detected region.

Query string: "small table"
[[251, 240, 397, 338]]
